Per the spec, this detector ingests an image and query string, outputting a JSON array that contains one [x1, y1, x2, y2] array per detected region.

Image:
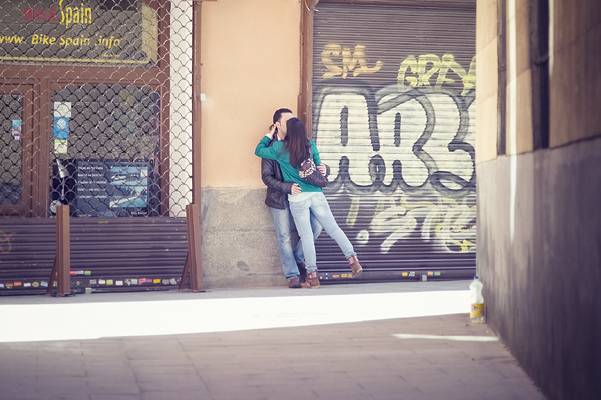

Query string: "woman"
[[255, 117, 362, 288]]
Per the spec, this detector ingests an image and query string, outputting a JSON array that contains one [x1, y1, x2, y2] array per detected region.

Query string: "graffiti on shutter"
[[313, 2, 476, 272]]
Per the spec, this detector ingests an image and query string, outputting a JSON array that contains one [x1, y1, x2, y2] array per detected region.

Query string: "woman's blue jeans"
[[288, 192, 355, 273]]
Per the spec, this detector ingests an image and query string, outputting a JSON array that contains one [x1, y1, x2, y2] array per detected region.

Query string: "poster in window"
[[75, 160, 150, 217]]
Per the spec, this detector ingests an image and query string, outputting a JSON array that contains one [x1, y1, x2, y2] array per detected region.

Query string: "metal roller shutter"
[[312, 1, 477, 282], [0, 218, 187, 295]]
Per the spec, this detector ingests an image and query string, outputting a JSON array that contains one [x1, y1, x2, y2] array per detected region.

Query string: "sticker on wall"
[[11, 119, 22, 141], [54, 139, 68, 155], [71, 270, 92, 276], [331, 273, 352, 279], [53, 102, 71, 140]]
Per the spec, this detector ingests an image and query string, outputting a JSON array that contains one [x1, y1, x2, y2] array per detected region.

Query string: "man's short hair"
[[273, 108, 293, 124]]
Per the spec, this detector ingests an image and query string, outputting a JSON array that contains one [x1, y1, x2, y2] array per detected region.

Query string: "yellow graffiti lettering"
[[398, 54, 442, 88], [397, 53, 476, 95], [416, 54, 441, 87], [459, 239, 475, 253], [463, 56, 476, 96], [436, 54, 459, 87], [342, 44, 383, 78], [322, 44, 383, 79], [396, 55, 419, 88], [322, 44, 343, 79]]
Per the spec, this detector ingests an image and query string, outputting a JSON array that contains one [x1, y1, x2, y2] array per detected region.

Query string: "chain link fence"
[[0, 0, 194, 218]]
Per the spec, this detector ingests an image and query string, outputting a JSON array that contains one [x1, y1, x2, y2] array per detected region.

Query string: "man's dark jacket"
[[261, 138, 292, 210]]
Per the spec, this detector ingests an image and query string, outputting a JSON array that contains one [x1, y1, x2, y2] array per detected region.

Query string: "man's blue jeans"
[[289, 192, 355, 273], [269, 207, 322, 279]]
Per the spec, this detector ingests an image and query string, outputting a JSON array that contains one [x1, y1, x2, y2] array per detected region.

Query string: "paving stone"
[[141, 392, 211, 400]]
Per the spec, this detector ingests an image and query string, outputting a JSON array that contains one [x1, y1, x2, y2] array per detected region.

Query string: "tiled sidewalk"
[[0, 283, 545, 400]]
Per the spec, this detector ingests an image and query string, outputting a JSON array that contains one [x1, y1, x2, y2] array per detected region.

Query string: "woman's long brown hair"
[[284, 118, 310, 168]]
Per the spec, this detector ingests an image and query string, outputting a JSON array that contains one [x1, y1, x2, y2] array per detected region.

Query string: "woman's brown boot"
[[306, 271, 320, 288], [348, 256, 363, 278]]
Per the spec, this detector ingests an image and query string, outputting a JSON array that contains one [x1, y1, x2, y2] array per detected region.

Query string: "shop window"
[[49, 83, 162, 217], [0, 94, 23, 205]]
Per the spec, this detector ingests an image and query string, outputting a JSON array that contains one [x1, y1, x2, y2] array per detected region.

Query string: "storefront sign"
[[0, 0, 158, 64]]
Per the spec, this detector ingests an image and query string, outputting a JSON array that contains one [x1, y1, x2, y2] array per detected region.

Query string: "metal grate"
[[0, 0, 196, 294], [0, 0, 194, 217]]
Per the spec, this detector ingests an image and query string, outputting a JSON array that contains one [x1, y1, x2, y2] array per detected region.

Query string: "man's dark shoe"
[[288, 276, 302, 288], [297, 262, 307, 281], [306, 272, 320, 288]]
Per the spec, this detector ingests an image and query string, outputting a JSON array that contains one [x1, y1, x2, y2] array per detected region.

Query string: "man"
[[262, 108, 324, 288]]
